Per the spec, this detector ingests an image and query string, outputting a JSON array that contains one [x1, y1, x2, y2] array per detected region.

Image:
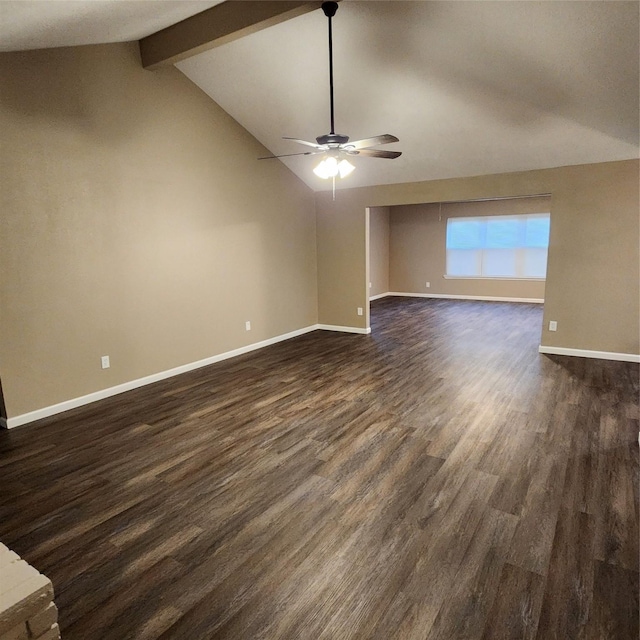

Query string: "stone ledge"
[[27, 603, 58, 638], [0, 543, 60, 640], [2, 621, 28, 640]]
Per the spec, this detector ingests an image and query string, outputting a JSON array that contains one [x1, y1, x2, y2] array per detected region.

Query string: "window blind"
[[446, 213, 550, 279]]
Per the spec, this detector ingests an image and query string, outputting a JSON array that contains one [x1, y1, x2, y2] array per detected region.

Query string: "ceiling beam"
[[139, 1, 324, 70]]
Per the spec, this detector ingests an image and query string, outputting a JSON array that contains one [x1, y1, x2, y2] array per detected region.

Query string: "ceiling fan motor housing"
[[316, 133, 349, 146]]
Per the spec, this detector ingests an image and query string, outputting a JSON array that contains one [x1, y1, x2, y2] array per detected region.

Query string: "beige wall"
[[389, 196, 550, 300], [316, 160, 639, 355], [368, 207, 390, 297], [316, 193, 370, 329], [1, 43, 637, 420], [0, 43, 317, 418]]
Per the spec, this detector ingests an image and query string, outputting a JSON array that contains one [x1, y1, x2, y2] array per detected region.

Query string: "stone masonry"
[[0, 543, 60, 640]]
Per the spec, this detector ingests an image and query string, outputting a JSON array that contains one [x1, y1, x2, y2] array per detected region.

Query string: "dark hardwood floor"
[[1, 297, 638, 639]]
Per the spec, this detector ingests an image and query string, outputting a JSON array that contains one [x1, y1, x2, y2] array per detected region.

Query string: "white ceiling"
[[177, 1, 639, 190], [0, 0, 223, 52], [1, 1, 638, 191]]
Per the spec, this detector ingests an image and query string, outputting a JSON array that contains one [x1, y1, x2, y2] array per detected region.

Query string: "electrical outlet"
[[549, 320, 557, 331], [369, 282, 372, 289], [101, 355, 110, 369], [357, 307, 363, 316], [245, 321, 251, 331], [426, 281, 430, 288]]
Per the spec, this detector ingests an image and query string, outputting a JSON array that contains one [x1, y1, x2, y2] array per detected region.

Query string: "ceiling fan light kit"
[[313, 156, 355, 179], [259, 0, 401, 185]]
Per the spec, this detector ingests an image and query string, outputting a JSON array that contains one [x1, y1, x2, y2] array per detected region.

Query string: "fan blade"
[[282, 137, 325, 149], [258, 151, 321, 160], [345, 134, 399, 150], [355, 149, 402, 159]]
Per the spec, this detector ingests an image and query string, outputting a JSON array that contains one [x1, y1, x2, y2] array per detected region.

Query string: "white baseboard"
[[388, 292, 544, 304], [317, 324, 371, 335], [5, 325, 321, 429], [369, 292, 390, 301], [539, 345, 640, 363], [4, 323, 375, 429]]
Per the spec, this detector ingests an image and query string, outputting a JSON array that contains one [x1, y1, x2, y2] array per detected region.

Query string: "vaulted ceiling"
[[2, 1, 638, 191]]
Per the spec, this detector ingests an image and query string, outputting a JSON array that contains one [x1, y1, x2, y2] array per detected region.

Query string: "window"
[[446, 213, 550, 279]]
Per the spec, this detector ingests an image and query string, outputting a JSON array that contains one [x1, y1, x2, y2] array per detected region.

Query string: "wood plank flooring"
[[0, 297, 638, 639]]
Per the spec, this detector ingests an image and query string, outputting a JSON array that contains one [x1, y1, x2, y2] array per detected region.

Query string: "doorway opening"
[[367, 194, 552, 333]]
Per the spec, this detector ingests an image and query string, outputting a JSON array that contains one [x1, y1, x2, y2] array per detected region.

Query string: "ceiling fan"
[[259, 1, 402, 181]]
